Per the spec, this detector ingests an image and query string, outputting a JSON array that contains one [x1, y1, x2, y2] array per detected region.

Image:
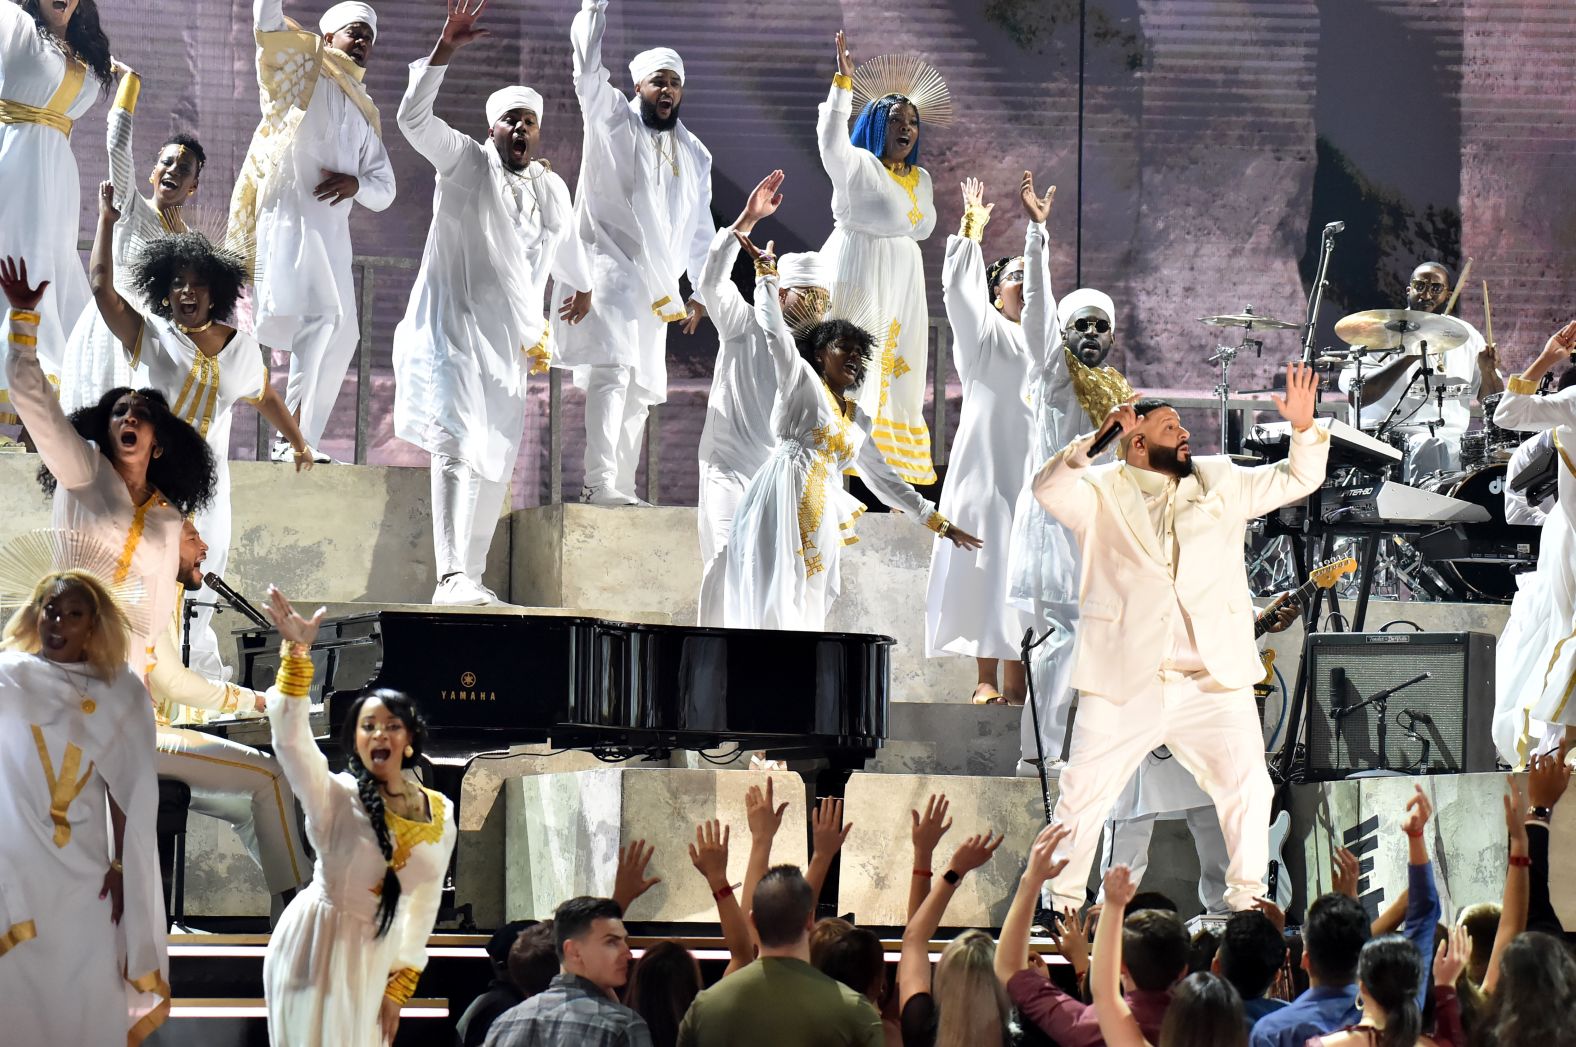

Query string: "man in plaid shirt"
[[483, 896, 652, 1047]]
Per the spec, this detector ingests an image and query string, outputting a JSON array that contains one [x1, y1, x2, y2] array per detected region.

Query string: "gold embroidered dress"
[[816, 76, 938, 484], [722, 270, 940, 631], [0, 651, 168, 1045], [0, 1, 100, 420], [264, 650, 456, 1047]]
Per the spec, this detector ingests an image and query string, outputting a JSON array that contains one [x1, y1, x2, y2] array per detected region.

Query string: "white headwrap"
[[486, 86, 544, 127], [318, 1, 377, 39], [778, 252, 830, 290], [1057, 287, 1116, 330], [629, 47, 684, 86]]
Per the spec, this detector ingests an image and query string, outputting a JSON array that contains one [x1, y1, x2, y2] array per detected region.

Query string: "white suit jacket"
[[1032, 427, 1329, 700]]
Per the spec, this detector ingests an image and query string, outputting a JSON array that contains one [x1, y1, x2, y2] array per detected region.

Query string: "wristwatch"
[[1529, 805, 1553, 822], [942, 869, 962, 886]]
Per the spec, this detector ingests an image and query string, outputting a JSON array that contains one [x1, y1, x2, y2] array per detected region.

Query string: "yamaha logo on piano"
[[443, 670, 497, 702]]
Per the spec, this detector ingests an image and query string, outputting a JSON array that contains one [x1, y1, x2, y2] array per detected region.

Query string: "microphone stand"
[[1331, 672, 1430, 774], [1302, 226, 1340, 366], [1020, 626, 1059, 825]]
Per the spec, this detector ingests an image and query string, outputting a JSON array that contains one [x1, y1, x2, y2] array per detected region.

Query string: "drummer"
[[1337, 261, 1503, 480]]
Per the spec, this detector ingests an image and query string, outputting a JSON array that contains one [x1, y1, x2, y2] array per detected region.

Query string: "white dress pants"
[[155, 726, 309, 895], [1100, 806, 1231, 914], [582, 364, 658, 494], [431, 453, 511, 582], [1047, 669, 1273, 912], [696, 459, 750, 627], [1020, 601, 1078, 765], [283, 311, 360, 449]]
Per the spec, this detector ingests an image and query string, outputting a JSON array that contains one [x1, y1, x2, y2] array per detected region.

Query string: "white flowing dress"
[[0, 2, 100, 417], [816, 78, 937, 485], [7, 307, 182, 676], [1490, 386, 1576, 765], [723, 269, 940, 631], [264, 685, 457, 1047], [60, 71, 163, 413], [0, 651, 167, 1046], [924, 225, 1037, 660]]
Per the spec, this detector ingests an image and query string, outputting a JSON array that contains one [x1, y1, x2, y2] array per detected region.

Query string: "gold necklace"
[[653, 132, 680, 177], [43, 655, 98, 714], [175, 318, 215, 335]]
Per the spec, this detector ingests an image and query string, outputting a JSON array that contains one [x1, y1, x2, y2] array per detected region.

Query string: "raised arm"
[[2, 260, 102, 490], [1523, 751, 1568, 937], [1496, 322, 1576, 431], [995, 822, 1070, 984], [740, 776, 788, 939], [805, 796, 852, 904], [1482, 775, 1534, 994], [898, 830, 1002, 1007], [106, 68, 141, 220], [698, 171, 782, 339], [569, 0, 625, 120], [1398, 786, 1443, 1010], [88, 183, 143, 350], [254, 0, 285, 34], [1019, 172, 1060, 376], [262, 587, 337, 832], [909, 793, 952, 920], [1091, 865, 1151, 1047], [816, 31, 861, 188], [741, 235, 802, 390], [1237, 363, 1330, 518], [400, 0, 491, 173], [688, 820, 754, 975], [941, 178, 994, 378]]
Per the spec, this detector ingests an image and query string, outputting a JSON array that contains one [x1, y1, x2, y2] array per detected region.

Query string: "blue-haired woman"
[[816, 31, 944, 486]]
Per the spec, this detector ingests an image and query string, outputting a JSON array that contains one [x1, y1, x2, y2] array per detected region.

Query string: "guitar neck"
[[1254, 577, 1319, 639]]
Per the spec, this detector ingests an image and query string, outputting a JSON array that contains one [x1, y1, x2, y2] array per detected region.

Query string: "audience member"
[[910, 793, 953, 919], [1161, 971, 1248, 1047], [1214, 909, 1288, 1027], [455, 920, 541, 1047], [628, 942, 702, 1047], [482, 897, 651, 1047], [1250, 787, 1442, 1047], [808, 795, 855, 902], [507, 922, 560, 999], [811, 919, 899, 1047], [1468, 931, 1576, 1047], [677, 865, 883, 1047], [1306, 929, 1467, 1047]]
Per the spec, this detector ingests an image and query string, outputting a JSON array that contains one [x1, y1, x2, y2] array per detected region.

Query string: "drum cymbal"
[[1198, 310, 1301, 330], [1334, 308, 1471, 352]]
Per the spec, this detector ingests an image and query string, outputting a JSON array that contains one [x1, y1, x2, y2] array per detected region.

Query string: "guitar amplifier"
[[1302, 632, 1496, 780]]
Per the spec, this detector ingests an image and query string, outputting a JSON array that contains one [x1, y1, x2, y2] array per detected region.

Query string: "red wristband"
[[1403, 827, 1424, 838], [713, 884, 735, 900], [1509, 854, 1532, 868], [912, 869, 933, 878]]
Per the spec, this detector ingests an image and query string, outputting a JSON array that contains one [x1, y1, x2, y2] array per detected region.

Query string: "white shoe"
[[432, 574, 490, 606], [579, 484, 642, 507]]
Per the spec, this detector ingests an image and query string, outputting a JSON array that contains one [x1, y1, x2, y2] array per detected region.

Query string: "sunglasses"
[[1073, 317, 1112, 334]]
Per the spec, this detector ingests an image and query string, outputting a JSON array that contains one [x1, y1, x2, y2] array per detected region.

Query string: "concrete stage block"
[[503, 768, 810, 923], [838, 772, 1056, 928]]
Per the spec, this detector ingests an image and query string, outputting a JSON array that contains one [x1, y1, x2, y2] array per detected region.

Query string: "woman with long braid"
[[261, 587, 457, 1047]]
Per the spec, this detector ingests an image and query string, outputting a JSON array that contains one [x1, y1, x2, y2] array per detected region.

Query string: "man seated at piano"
[[1337, 261, 1503, 481], [151, 519, 310, 920]]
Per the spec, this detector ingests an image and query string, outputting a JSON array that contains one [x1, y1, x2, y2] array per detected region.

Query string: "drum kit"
[[1200, 301, 1528, 604]]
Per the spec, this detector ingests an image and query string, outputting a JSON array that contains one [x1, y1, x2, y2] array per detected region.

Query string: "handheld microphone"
[[202, 572, 271, 629], [1324, 220, 1345, 235], [1087, 422, 1125, 458]]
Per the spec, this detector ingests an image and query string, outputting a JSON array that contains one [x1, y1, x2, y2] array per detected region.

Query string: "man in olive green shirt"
[[677, 865, 884, 1047]]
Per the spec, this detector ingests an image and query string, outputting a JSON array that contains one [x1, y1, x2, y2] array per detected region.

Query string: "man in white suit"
[[1033, 363, 1328, 911]]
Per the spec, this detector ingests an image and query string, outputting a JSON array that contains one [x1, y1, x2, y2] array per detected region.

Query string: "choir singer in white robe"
[[229, 0, 395, 461], [394, 0, 592, 607], [555, 0, 714, 507]]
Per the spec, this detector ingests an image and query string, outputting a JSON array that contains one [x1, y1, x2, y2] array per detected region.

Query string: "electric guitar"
[[1253, 555, 1357, 699]]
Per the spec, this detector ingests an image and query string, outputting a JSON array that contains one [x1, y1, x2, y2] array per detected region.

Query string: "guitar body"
[[1254, 648, 1277, 700], [1264, 809, 1293, 910]]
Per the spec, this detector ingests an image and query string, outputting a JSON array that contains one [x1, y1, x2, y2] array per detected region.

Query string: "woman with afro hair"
[[86, 180, 314, 679], [2, 253, 216, 678], [723, 230, 979, 631], [0, 0, 113, 415]]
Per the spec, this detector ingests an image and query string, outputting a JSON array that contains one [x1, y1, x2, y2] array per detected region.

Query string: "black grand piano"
[[230, 610, 893, 816]]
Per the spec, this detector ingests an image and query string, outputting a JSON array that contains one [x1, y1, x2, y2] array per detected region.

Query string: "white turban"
[[628, 47, 684, 86], [1057, 287, 1116, 329], [319, 1, 376, 39], [778, 252, 830, 290], [486, 86, 544, 127]]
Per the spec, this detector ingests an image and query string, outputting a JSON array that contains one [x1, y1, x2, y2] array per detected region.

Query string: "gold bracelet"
[[114, 71, 142, 113], [276, 646, 315, 699], [832, 72, 853, 91], [924, 512, 950, 536], [1507, 374, 1538, 395], [754, 257, 778, 278], [10, 310, 40, 326], [959, 205, 990, 243], [109, 858, 124, 873], [385, 967, 422, 1005]]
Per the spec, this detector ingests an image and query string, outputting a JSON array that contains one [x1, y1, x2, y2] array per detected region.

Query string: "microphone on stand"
[[202, 572, 271, 629], [1323, 220, 1345, 236]]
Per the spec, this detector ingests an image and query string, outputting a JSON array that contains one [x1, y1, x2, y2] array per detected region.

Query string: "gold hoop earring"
[[404, 745, 413, 758], [162, 297, 170, 307]]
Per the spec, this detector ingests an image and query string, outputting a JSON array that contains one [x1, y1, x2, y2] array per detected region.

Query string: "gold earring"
[[162, 297, 170, 307], [404, 745, 413, 757], [147, 171, 158, 188], [994, 297, 1004, 309]]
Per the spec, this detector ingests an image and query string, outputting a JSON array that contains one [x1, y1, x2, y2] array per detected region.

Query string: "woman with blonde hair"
[[0, 566, 168, 1044]]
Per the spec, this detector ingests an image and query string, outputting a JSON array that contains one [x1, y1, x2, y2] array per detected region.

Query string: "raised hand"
[[440, 0, 489, 49], [947, 830, 1004, 876], [687, 819, 731, 887], [1539, 320, 1576, 368], [1020, 171, 1055, 224], [960, 176, 992, 217], [612, 838, 661, 910], [97, 180, 122, 223], [732, 230, 776, 268], [314, 169, 360, 206], [835, 30, 855, 80], [745, 775, 789, 841], [1024, 822, 1071, 884], [1051, 904, 1093, 974], [1096, 396, 1143, 443], [264, 585, 326, 648], [0, 256, 49, 311], [811, 796, 853, 859], [1253, 897, 1288, 932], [1528, 751, 1571, 809], [1400, 784, 1433, 836], [1433, 923, 1470, 987], [1272, 361, 1318, 432], [1331, 846, 1360, 899], [1503, 774, 1530, 856], [1103, 863, 1137, 909], [737, 170, 785, 231], [910, 793, 953, 860]]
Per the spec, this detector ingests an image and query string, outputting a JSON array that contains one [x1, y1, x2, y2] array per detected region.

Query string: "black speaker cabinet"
[[1303, 632, 1496, 780]]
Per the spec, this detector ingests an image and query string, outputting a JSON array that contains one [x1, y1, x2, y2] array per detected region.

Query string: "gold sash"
[[0, 58, 86, 137]]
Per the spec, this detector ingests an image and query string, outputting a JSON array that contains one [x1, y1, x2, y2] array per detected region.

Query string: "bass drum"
[[1421, 463, 1516, 601]]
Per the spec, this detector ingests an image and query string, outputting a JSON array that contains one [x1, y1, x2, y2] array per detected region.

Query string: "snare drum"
[[1460, 432, 1490, 470], [1478, 393, 1520, 461]]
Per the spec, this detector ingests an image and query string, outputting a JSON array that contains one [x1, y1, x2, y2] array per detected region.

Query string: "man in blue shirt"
[[1214, 909, 1290, 1028], [1249, 788, 1441, 1047]]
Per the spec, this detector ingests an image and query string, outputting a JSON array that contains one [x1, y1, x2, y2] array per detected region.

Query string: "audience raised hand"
[[806, 796, 853, 903], [908, 793, 952, 918], [612, 838, 661, 913]]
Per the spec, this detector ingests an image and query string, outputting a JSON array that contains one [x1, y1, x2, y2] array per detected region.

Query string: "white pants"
[[431, 452, 510, 582], [1020, 602, 1078, 765], [283, 311, 360, 449], [696, 460, 750, 627], [1101, 806, 1231, 914], [582, 365, 658, 494], [155, 726, 309, 896], [1047, 670, 1273, 911]]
